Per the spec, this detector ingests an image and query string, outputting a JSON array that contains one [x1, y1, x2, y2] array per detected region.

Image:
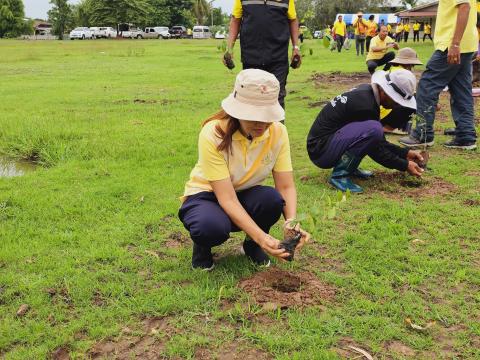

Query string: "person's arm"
[[448, 2, 471, 64], [289, 18, 301, 67], [210, 179, 290, 260], [272, 171, 310, 251], [368, 138, 423, 176], [226, 16, 241, 54]]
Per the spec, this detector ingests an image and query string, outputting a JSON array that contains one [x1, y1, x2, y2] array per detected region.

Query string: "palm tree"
[[192, 0, 209, 25]]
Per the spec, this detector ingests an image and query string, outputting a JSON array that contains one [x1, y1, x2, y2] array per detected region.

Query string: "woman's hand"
[[407, 150, 423, 163], [284, 221, 310, 252], [259, 234, 290, 261]]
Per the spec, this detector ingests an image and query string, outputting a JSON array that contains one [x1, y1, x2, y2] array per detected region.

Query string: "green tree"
[[73, 0, 94, 27], [88, 0, 151, 28], [48, 0, 73, 40], [0, 0, 28, 38], [207, 7, 228, 26], [192, 0, 209, 25], [147, 0, 171, 26]]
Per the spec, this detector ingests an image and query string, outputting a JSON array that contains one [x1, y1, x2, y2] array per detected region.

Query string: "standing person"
[[366, 25, 399, 74], [223, 0, 301, 109], [403, 22, 411, 42], [333, 15, 347, 53], [423, 23, 433, 41], [179, 69, 310, 270], [307, 70, 424, 193], [353, 12, 368, 56], [413, 21, 421, 42], [387, 23, 393, 37], [299, 24, 304, 43], [366, 14, 378, 52], [400, 0, 478, 150], [395, 22, 404, 42]]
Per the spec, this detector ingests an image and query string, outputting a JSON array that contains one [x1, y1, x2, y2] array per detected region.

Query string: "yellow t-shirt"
[[367, 20, 378, 37], [434, 0, 478, 53], [387, 24, 392, 32], [413, 23, 420, 31], [232, 0, 297, 20], [333, 20, 347, 36], [182, 119, 292, 199], [352, 17, 368, 35], [424, 24, 431, 34], [366, 35, 395, 61], [404, 24, 410, 32], [395, 24, 404, 33]]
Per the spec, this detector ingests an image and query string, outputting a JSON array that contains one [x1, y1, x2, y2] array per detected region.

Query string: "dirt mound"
[[238, 267, 335, 309], [361, 172, 456, 199], [311, 71, 371, 87], [165, 231, 189, 248], [89, 317, 175, 359]]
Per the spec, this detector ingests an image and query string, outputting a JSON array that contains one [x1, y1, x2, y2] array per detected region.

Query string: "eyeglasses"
[[385, 73, 412, 100]]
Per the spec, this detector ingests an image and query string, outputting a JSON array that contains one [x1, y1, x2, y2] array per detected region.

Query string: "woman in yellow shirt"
[[423, 23, 432, 41], [179, 69, 310, 270]]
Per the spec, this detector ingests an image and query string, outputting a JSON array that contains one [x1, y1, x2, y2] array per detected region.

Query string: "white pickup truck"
[[95, 27, 117, 38], [121, 27, 144, 39]]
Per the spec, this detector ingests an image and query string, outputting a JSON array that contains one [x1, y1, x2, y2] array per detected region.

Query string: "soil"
[[384, 340, 416, 357], [311, 71, 371, 88], [279, 228, 301, 261], [464, 199, 480, 206], [333, 337, 374, 359], [165, 231, 189, 249], [359, 171, 457, 199], [195, 342, 271, 360], [308, 100, 329, 108], [417, 150, 430, 169], [50, 346, 70, 360], [238, 267, 335, 309], [89, 316, 176, 360]]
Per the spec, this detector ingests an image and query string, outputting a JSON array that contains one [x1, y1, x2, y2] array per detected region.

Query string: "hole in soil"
[[0, 157, 37, 178], [270, 275, 302, 293]]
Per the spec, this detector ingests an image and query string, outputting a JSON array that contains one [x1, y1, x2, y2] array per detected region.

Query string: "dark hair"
[[369, 15, 374, 20], [202, 110, 240, 153]]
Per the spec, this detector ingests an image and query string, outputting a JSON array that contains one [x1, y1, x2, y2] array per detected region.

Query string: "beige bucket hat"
[[371, 69, 417, 109], [221, 69, 285, 122], [390, 47, 423, 65]]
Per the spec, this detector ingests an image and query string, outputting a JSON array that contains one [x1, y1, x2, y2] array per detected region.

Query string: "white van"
[[192, 26, 211, 39]]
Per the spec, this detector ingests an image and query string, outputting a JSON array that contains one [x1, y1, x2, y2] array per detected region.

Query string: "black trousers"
[[243, 61, 289, 109], [366, 36, 373, 52], [423, 33, 432, 41], [413, 30, 419, 42], [404, 32, 409, 42], [336, 35, 345, 52], [366, 51, 395, 74]]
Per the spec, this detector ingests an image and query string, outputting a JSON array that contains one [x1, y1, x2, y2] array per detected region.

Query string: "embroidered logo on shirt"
[[330, 95, 348, 107]]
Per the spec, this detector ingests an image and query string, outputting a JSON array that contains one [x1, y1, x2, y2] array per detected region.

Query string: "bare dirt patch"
[[238, 267, 335, 309], [50, 346, 70, 360], [360, 171, 457, 199], [165, 231, 189, 249], [311, 71, 371, 88], [384, 340, 416, 357], [464, 199, 480, 206], [308, 100, 330, 108], [89, 316, 176, 359], [195, 342, 272, 360]]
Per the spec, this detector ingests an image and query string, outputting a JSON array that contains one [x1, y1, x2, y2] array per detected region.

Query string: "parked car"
[[144, 27, 171, 39], [153, 26, 171, 39], [214, 30, 226, 39], [69, 27, 93, 40], [169, 25, 187, 39], [89, 27, 100, 39], [193, 25, 212, 39], [122, 27, 144, 39], [96, 27, 117, 38]]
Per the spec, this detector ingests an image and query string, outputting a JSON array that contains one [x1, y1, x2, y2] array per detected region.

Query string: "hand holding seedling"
[[407, 160, 424, 177], [279, 220, 311, 261], [260, 234, 291, 261], [222, 51, 235, 70], [407, 150, 424, 163]]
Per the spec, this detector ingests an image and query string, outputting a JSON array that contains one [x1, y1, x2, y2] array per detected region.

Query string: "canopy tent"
[[335, 13, 400, 25]]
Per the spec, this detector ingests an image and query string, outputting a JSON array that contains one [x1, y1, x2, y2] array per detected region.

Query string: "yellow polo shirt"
[[413, 23, 420, 31], [232, 0, 297, 20], [333, 20, 347, 36], [387, 24, 392, 32], [395, 24, 404, 33], [424, 24, 431, 34], [367, 20, 378, 36], [404, 24, 410, 32], [366, 35, 395, 61], [352, 17, 368, 35], [434, 0, 478, 53], [182, 119, 292, 199]]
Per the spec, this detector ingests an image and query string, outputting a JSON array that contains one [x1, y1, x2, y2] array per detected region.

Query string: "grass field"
[[0, 38, 479, 359]]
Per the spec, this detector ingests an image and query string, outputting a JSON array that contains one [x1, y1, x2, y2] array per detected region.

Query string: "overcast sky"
[[23, 0, 233, 20]]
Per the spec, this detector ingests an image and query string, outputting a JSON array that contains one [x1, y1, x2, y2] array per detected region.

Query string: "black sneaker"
[[242, 237, 270, 267], [443, 139, 477, 150], [191, 244, 214, 271], [399, 135, 434, 148], [443, 128, 456, 136]]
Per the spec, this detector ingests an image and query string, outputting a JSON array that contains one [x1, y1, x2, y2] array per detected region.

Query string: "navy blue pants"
[[178, 186, 285, 248], [311, 120, 383, 169]]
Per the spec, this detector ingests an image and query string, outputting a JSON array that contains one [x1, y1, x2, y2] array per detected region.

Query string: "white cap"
[[371, 70, 417, 109]]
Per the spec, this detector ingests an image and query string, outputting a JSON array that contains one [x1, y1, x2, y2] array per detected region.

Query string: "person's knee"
[[365, 120, 384, 142], [385, 52, 395, 61], [253, 187, 285, 214], [189, 218, 229, 247], [367, 62, 377, 74]]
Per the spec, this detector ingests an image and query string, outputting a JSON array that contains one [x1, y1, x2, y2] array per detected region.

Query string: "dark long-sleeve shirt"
[[307, 84, 409, 171]]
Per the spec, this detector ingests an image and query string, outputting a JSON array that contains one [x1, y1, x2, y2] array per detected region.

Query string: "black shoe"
[[243, 237, 270, 267], [399, 135, 434, 148], [444, 128, 456, 136], [191, 244, 214, 271], [443, 139, 477, 150]]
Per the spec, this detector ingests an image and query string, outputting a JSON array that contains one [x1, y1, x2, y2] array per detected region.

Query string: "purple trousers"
[[312, 120, 383, 168], [178, 186, 285, 248]]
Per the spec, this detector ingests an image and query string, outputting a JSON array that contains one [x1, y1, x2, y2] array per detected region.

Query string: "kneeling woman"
[[179, 69, 310, 270]]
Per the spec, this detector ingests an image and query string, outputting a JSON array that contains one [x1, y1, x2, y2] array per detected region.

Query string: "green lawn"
[[0, 38, 479, 359]]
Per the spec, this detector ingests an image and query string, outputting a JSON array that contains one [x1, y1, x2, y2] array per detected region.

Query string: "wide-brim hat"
[[221, 69, 284, 122], [372, 70, 417, 109], [390, 47, 423, 65]]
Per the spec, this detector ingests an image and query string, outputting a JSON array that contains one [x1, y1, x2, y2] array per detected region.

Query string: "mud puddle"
[[238, 267, 335, 309], [0, 157, 36, 178]]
